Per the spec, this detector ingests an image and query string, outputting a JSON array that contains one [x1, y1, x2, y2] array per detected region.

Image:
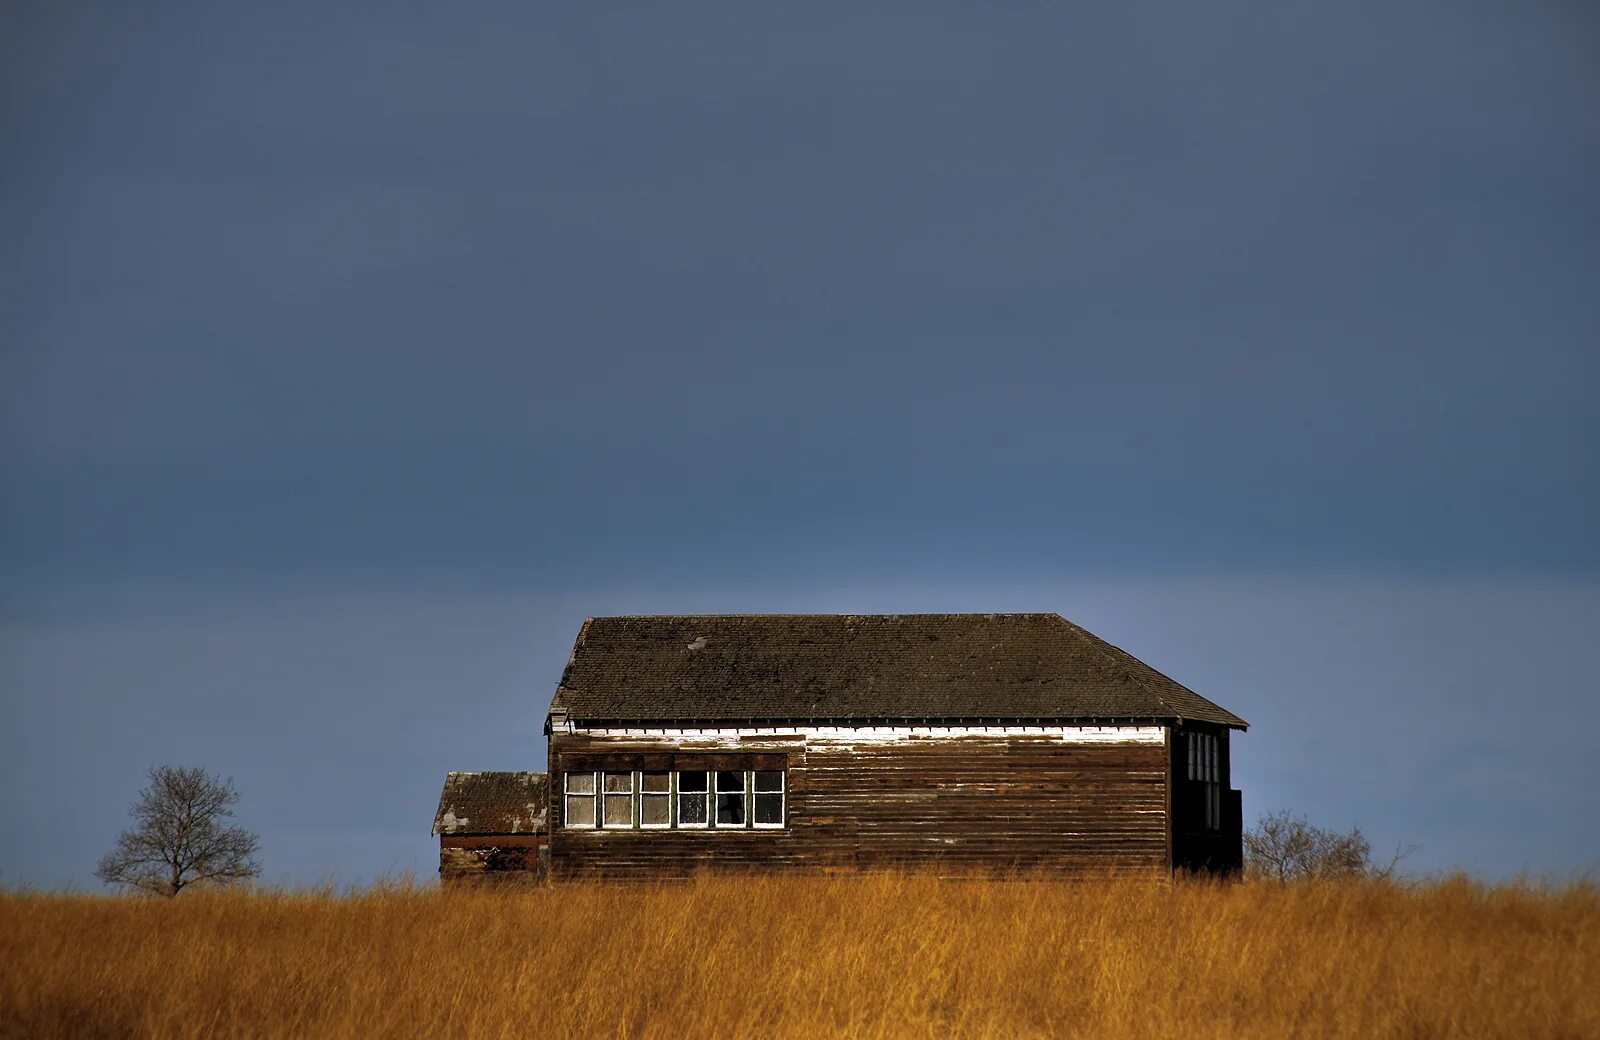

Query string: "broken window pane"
[[641, 794, 670, 827], [603, 792, 633, 827], [565, 794, 595, 828], [754, 770, 784, 792], [677, 771, 708, 826], [754, 793, 783, 826], [604, 772, 633, 793], [715, 773, 746, 826], [679, 792, 707, 826], [641, 771, 670, 793], [565, 772, 595, 795]]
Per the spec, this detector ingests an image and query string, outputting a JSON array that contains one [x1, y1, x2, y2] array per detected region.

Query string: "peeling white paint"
[[569, 724, 1164, 745], [439, 810, 470, 834]]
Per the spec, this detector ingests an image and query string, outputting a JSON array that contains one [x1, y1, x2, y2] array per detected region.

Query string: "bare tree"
[[96, 766, 261, 895], [1244, 809, 1414, 882]]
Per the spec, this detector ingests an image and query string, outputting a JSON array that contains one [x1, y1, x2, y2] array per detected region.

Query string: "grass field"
[[2, 873, 1595, 1039]]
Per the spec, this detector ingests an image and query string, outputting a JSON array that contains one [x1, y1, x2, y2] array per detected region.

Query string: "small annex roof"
[[432, 771, 549, 836], [547, 614, 1247, 729]]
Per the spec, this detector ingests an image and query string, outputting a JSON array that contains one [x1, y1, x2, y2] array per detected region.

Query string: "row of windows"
[[564, 770, 785, 830]]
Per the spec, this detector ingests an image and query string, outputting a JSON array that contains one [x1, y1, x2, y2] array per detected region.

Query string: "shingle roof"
[[432, 772, 549, 836], [548, 614, 1247, 729]]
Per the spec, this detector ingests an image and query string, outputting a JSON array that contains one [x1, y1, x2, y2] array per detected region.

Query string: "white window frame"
[[751, 769, 786, 829], [713, 769, 748, 828], [639, 770, 672, 830], [563, 770, 597, 829], [566, 765, 789, 831], [675, 769, 710, 829], [601, 770, 635, 829]]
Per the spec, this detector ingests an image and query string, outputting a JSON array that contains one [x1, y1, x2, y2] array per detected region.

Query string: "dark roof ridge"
[[443, 770, 538, 778], [586, 612, 1063, 619]]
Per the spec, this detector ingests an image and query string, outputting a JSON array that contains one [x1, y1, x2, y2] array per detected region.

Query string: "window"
[[753, 770, 785, 827], [715, 770, 746, 826], [603, 771, 634, 828], [1188, 732, 1219, 784], [1185, 732, 1222, 831], [564, 771, 596, 828], [640, 771, 671, 828], [677, 770, 709, 827]]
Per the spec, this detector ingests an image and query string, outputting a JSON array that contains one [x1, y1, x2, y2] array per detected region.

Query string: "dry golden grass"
[[2, 873, 1596, 1039]]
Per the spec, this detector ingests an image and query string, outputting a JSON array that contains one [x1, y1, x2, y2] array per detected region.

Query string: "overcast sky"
[[3, 3, 1595, 887]]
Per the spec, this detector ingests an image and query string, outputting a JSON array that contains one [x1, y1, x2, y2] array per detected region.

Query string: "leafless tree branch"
[[96, 766, 261, 896], [1244, 809, 1414, 882]]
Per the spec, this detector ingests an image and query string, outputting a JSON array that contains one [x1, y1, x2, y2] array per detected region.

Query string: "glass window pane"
[[565, 794, 595, 827], [716, 770, 744, 793], [604, 772, 633, 793], [641, 771, 670, 793], [678, 770, 708, 793], [641, 793, 670, 827], [716, 792, 745, 826], [678, 792, 707, 826], [603, 793, 633, 827], [754, 770, 784, 792], [566, 772, 595, 794], [754, 793, 783, 826]]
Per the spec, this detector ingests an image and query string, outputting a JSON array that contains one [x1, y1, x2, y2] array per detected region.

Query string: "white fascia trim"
[[568, 724, 1164, 745]]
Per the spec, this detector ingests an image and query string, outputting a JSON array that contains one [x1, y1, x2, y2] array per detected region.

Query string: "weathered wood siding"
[[548, 726, 1169, 879], [438, 835, 548, 882]]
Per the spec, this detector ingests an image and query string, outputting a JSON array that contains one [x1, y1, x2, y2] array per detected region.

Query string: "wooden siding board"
[[549, 730, 1169, 878], [438, 835, 549, 881]]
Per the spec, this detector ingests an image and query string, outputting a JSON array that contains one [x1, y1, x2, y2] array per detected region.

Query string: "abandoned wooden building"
[[431, 771, 549, 881], [435, 613, 1246, 881]]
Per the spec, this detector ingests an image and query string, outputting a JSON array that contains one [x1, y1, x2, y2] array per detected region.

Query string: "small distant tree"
[[1244, 809, 1414, 882], [96, 766, 261, 896]]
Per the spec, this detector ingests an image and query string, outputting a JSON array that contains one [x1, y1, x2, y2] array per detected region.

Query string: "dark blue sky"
[[3, 3, 1595, 886]]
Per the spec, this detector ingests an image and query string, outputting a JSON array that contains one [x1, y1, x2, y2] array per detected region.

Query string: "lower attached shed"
[[432, 771, 549, 882], [543, 614, 1246, 880]]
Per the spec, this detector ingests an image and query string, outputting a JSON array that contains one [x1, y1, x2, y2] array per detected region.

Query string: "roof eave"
[[563, 714, 1195, 728]]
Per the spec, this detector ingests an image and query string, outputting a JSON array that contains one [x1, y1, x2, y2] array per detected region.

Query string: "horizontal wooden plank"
[[549, 730, 1180, 878]]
